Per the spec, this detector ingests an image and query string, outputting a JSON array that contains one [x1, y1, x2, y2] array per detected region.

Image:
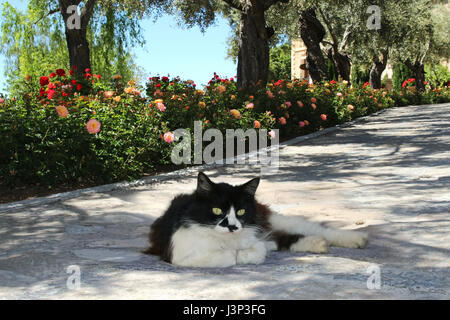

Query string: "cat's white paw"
[[264, 241, 278, 251], [330, 230, 368, 248], [236, 242, 266, 265], [290, 236, 329, 253]]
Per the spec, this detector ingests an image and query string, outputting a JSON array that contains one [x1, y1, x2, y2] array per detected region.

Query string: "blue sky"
[[0, 1, 237, 94], [135, 15, 237, 85]]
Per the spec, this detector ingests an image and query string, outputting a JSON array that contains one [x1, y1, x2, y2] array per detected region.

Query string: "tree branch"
[[321, 40, 333, 47], [339, 25, 352, 52], [420, 39, 431, 64], [381, 48, 389, 68], [34, 7, 60, 24], [222, 0, 244, 11], [317, 7, 338, 51], [81, 0, 96, 28]]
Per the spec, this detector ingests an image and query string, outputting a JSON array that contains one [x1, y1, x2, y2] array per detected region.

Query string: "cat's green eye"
[[212, 208, 222, 215], [237, 209, 246, 216]]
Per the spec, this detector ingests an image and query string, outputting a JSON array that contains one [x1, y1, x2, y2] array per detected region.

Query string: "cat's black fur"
[[144, 172, 303, 263]]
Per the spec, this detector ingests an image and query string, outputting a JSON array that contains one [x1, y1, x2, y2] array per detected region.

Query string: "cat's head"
[[189, 172, 260, 234]]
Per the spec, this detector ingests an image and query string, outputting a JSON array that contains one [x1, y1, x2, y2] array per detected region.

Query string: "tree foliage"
[[268, 43, 291, 81], [0, 0, 166, 93], [392, 63, 414, 90]]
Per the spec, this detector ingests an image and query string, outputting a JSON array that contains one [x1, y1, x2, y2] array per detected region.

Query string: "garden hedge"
[[1, 68, 449, 188]]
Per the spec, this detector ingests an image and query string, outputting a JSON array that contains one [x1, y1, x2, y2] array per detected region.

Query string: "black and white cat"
[[144, 172, 368, 268]]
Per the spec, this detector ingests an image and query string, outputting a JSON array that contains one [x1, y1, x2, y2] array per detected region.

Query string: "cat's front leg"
[[172, 249, 237, 268], [290, 236, 329, 253], [324, 229, 368, 248], [236, 241, 267, 265]]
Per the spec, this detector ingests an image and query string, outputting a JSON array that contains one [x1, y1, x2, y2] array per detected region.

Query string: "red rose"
[[69, 70, 74, 76], [71, 80, 77, 85], [40, 76, 49, 86], [47, 89, 57, 100], [77, 84, 82, 91], [56, 69, 66, 77], [49, 72, 56, 78], [39, 88, 46, 97], [85, 68, 91, 73]]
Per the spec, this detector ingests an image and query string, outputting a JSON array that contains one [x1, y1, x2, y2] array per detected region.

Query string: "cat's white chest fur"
[[171, 225, 269, 267]]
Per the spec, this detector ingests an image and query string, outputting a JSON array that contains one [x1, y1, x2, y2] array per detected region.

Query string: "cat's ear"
[[197, 172, 214, 194], [241, 177, 260, 196]]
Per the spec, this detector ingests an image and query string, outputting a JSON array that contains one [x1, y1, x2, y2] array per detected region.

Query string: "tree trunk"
[[405, 60, 426, 91], [369, 61, 384, 89], [369, 51, 388, 89], [298, 9, 328, 82], [333, 52, 351, 81], [237, 1, 270, 90], [59, 0, 96, 77], [318, 9, 351, 82], [65, 28, 91, 76]]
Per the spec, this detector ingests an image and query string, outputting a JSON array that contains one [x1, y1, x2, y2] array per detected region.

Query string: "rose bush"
[[1, 69, 449, 188]]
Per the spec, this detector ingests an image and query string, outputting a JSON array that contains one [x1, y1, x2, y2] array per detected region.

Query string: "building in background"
[[291, 39, 309, 81]]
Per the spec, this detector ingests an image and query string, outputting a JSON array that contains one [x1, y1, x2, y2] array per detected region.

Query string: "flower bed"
[[1, 69, 449, 189]]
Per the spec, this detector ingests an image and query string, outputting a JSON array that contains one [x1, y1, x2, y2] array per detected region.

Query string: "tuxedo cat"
[[144, 172, 368, 268]]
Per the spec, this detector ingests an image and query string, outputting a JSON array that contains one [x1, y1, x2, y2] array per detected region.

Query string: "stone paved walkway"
[[1, 103, 449, 299]]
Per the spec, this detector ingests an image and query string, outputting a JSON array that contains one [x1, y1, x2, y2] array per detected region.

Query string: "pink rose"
[[163, 132, 175, 143], [55, 105, 69, 118], [157, 102, 166, 112], [86, 119, 101, 134]]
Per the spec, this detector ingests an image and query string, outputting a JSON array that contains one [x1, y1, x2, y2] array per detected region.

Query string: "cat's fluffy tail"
[[267, 212, 368, 249]]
